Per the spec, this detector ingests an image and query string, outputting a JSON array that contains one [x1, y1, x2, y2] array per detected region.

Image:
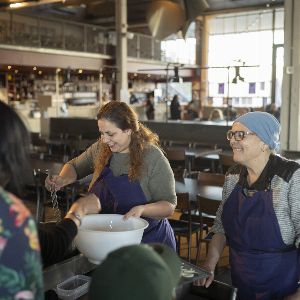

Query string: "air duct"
[[146, 1, 186, 40]]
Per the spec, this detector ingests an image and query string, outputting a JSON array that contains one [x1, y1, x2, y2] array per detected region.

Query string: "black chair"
[[165, 148, 188, 179], [169, 192, 202, 262], [197, 171, 225, 187], [179, 172, 224, 264], [30, 132, 48, 158], [195, 195, 222, 266], [218, 153, 235, 174]]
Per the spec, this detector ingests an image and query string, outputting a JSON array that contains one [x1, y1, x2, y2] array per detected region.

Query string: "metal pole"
[[226, 66, 230, 126], [55, 70, 60, 117], [99, 68, 103, 106], [165, 63, 170, 121]]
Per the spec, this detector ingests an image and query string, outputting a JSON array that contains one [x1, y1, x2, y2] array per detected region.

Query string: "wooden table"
[[175, 178, 223, 202]]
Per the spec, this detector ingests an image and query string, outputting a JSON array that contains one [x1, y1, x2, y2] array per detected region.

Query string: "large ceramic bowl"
[[75, 214, 149, 264]]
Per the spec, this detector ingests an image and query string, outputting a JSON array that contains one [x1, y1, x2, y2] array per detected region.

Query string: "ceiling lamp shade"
[[146, 1, 186, 40], [232, 66, 244, 84]]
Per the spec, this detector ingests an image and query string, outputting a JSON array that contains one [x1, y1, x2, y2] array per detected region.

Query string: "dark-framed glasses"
[[227, 130, 256, 141]]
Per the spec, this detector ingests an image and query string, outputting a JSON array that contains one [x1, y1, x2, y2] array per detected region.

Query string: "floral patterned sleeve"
[[0, 188, 44, 299]]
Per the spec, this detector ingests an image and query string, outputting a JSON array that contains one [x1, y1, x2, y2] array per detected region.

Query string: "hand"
[[193, 265, 215, 288], [69, 193, 101, 217], [123, 205, 145, 219], [45, 174, 66, 192]]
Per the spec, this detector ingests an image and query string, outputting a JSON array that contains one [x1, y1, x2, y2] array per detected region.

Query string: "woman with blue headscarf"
[[200, 112, 300, 300]]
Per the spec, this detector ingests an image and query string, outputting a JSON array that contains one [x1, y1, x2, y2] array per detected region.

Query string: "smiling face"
[[98, 119, 131, 153], [229, 122, 265, 167]]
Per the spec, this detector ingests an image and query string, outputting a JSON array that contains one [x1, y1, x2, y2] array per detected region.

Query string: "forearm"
[[59, 163, 78, 185], [142, 200, 175, 219], [38, 219, 77, 267], [203, 233, 227, 271]]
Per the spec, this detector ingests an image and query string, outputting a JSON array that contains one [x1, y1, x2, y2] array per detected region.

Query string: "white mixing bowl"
[[75, 214, 149, 264]]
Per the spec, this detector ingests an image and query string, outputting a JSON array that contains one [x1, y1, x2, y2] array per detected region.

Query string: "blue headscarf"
[[234, 112, 280, 151]]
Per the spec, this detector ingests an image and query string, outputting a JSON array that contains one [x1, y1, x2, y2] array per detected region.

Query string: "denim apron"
[[90, 165, 176, 250], [222, 185, 299, 300]]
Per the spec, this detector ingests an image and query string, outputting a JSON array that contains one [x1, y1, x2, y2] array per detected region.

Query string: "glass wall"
[[207, 8, 284, 109], [161, 23, 196, 64]]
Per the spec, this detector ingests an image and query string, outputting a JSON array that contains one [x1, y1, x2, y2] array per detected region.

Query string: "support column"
[[195, 16, 210, 109], [281, 0, 300, 150], [115, 0, 129, 103]]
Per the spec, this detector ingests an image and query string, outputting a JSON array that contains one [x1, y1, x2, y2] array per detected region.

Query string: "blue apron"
[[90, 165, 176, 250], [222, 185, 299, 300]]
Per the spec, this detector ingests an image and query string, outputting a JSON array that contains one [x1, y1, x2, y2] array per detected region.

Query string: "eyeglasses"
[[226, 130, 256, 141]]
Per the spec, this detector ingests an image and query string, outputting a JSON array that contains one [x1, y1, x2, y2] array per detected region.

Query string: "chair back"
[[197, 195, 220, 227], [195, 194, 221, 264], [165, 148, 186, 161], [175, 192, 190, 213], [170, 192, 202, 261], [219, 153, 235, 173], [197, 171, 225, 187], [165, 148, 187, 179]]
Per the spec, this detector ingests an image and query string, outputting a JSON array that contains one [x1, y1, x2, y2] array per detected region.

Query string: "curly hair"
[[89, 101, 160, 188]]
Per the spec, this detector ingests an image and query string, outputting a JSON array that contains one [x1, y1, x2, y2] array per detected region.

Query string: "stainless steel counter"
[[43, 254, 97, 292], [43, 253, 214, 299]]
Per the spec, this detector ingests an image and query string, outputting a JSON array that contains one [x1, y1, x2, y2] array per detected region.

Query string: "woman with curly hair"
[[46, 101, 176, 249]]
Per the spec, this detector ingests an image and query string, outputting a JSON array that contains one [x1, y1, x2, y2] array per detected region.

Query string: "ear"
[[125, 129, 132, 136], [261, 143, 267, 152]]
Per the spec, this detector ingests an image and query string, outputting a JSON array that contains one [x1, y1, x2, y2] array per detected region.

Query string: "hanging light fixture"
[[232, 66, 244, 84], [169, 66, 183, 83]]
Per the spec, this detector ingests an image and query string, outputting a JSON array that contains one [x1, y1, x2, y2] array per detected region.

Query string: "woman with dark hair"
[[0, 101, 100, 299], [46, 101, 177, 249], [170, 95, 181, 120], [0, 101, 44, 299], [145, 92, 155, 120]]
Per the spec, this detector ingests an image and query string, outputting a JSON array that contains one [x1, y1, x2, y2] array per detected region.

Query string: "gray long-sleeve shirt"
[[67, 141, 177, 205]]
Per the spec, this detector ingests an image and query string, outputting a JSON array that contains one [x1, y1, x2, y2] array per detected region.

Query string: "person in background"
[[45, 101, 177, 250], [236, 107, 250, 118], [101, 91, 110, 107], [145, 92, 155, 120], [89, 243, 181, 300], [208, 108, 224, 122], [223, 105, 237, 121], [0, 101, 44, 299], [200, 112, 300, 300], [186, 99, 199, 120], [129, 91, 139, 104], [170, 94, 181, 120], [266, 103, 280, 121]]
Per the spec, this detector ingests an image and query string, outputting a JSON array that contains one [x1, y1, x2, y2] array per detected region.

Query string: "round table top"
[[175, 178, 222, 202]]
